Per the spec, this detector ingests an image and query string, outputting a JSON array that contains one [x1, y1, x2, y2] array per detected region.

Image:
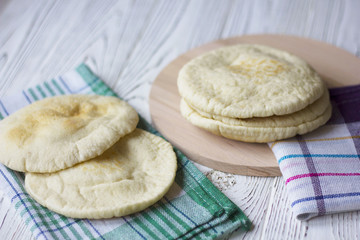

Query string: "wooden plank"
[[0, 0, 360, 239]]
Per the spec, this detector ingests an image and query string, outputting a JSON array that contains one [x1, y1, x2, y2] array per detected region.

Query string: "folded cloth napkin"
[[0, 64, 251, 239], [269, 84, 360, 220]]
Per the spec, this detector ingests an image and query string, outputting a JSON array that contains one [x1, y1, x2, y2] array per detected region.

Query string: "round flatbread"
[[177, 44, 325, 118], [25, 129, 177, 219], [180, 97, 332, 142], [0, 94, 139, 173], [188, 89, 330, 128]]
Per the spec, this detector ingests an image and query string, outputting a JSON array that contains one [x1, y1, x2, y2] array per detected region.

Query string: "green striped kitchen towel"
[[0, 64, 251, 240]]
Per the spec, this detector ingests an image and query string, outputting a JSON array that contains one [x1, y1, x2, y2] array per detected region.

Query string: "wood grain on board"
[[149, 34, 360, 176]]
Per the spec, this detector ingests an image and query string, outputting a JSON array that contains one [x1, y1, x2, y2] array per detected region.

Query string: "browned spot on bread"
[[228, 57, 288, 79], [7, 100, 109, 146], [7, 115, 38, 146]]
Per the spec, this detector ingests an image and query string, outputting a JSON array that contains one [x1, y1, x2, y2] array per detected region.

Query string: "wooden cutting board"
[[149, 34, 360, 176]]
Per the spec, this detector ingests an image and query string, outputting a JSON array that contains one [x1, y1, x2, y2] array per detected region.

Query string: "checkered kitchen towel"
[[0, 64, 251, 239], [270, 84, 360, 220]]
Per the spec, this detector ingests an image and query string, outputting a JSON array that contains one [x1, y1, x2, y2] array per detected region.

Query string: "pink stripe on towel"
[[286, 173, 360, 185]]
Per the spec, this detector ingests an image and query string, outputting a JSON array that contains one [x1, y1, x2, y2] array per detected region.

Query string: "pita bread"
[[188, 89, 330, 128], [177, 44, 324, 118], [180, 97, 331, 142], [25, 129, 177, 219], [0, 95, 139, 172]]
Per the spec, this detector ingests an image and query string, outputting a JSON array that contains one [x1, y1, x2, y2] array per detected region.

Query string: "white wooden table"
[[0, 1, 359, 239]]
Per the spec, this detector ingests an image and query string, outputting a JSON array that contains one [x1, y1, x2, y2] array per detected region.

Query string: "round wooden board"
[[149, 34, 360, 176]]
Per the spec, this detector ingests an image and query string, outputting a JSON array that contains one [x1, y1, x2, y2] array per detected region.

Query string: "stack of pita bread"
[[0, 95, 177, 219], [178, 44, 331, 142]]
